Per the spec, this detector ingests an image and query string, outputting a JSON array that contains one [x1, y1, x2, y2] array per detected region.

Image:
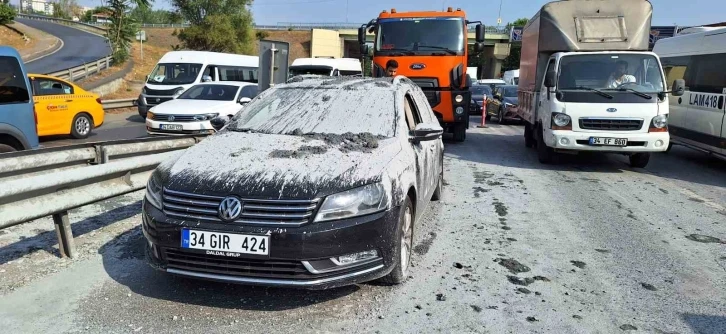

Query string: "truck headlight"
[[651, 114, 668, 128], [454, 94, 464, 103], [314, 183, 390, 222], [552, 113, 571, 127], [145, 173, 163, 210]]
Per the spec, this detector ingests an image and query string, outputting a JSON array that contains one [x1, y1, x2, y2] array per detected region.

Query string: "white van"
[[503, 69, 519, 85], [137, 51, 259, 118], [289, 58, 362, 78], [653, 27, 726, 160]]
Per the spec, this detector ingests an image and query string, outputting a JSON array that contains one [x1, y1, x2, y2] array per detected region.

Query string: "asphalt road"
[[0, 119, 724, 333], [19, 18, 111, 75], [39, 111, 148, 148]]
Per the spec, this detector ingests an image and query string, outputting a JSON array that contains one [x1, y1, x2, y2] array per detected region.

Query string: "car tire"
[[71, 113, 93, 139], [380, 197, 414, 285], [497, 108, 506, 125], [453, 123, 466, 142], [432, 166, 443, 201], [536, 125, 554, 164], [524, 122, 535, 148], [0, 143, 17, 153], [629, 153, 651, 168]]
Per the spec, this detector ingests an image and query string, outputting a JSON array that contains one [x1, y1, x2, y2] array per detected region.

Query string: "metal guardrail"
[[0, 135, 209, 258], [102, 98, 137, 110]]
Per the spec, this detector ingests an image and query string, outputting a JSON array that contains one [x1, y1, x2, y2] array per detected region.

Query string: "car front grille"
[[150, 114, 197, 122], [162, 188, 320, 226], [164, 249, 314, 279], [579, 118, 644, 131]]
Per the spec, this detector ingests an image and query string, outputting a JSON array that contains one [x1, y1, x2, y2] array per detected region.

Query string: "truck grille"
[[145, 88, 176, 96], [144, 96, 174, 106], [150, 114, 197, 122], [579, 118, 643, 131], [409, 78, 440, 107], [162, 188, 319, 226]]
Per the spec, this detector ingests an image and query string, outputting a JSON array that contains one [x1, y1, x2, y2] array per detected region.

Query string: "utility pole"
[[497, 0, 503, 26], [346, 0, 349, 23]]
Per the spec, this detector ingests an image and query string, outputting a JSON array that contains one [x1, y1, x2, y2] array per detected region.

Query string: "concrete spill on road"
[[620, 324, 638, 330], [685, 234, 724, 244], [498, 258, 531, 274], [493, 199, 508, 217], [472, 186, 490, 198], [641, 283, 657, 291], [570, 261, 586, 269], [413, 232, 437, 256]]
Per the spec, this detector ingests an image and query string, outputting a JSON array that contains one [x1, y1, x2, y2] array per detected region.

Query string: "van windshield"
[[147, 63, 203, 85], [558, 54, 665, 93], [0, 56, 30, 104], [289, 66, 334, 77]]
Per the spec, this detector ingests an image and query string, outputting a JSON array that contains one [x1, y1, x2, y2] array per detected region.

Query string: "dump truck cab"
[[359, 7, 485, 142]]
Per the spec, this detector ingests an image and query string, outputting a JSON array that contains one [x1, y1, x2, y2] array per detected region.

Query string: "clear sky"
[[73, 0, 723, 27]]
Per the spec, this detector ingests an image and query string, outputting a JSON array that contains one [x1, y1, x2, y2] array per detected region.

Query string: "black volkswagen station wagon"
[[142, 76, 445, 289]]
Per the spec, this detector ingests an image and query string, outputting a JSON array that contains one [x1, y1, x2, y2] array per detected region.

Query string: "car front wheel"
[[380, 197, 414, 285], [71, 113, 93, 139]]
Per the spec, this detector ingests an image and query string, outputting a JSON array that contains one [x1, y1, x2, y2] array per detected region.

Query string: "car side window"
[[403, 94, 418, 131], [411, 90, 434, 123], [238, 85, 259, 99], [35, 78, 73, 96], [405, 93, 423, 125]]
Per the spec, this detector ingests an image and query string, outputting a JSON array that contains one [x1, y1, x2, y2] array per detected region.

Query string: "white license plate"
[[181, 229, 269, 255], [160, 124, 183, 131], [589, 137, 627, 146]]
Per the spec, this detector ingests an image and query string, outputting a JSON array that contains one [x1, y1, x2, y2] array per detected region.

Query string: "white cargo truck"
[[517, 0, 685, 168]]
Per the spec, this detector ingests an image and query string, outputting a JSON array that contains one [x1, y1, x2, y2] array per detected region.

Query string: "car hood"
[[151, 99, 239, 115], [503, 97, 518, 105], [157, 131, 402, 199]]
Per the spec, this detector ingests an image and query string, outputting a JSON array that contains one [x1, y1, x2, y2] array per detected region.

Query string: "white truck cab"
[[289, 58, 362, 77], [518, 0, 685, 168]]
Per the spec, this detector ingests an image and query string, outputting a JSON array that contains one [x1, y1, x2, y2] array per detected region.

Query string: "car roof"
[[284, 75, 410, 92]]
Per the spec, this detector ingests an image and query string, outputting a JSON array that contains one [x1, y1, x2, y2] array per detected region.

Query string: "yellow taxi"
[[28, 74, 104, 139]]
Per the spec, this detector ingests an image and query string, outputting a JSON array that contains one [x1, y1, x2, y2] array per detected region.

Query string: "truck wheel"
[[629, 153, 651, 168], [524, 123, 535, 148], [536, 125, 554, 164], [453, 123, 466, 142], [0, 144, 17, 153]]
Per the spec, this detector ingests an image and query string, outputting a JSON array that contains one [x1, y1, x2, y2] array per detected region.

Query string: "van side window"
[[0, 56, 29, 104], [35, 78, 73, 96], [661, 56, 691, 90], [687, 54, 726, 94], [217, 66, 258, 83]]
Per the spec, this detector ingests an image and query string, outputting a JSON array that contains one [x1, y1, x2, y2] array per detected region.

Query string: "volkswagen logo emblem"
[[410, 63, 426, 70], [155, 98, 160, 102], [168, 115, 175, 121], [218, 196, 243, 221], [606, 108, 617, 113]]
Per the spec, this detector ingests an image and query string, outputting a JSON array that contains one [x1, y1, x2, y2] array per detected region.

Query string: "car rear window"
[[0, 56, 30, 104]]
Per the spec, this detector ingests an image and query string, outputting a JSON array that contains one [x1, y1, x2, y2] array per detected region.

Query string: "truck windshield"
[[375, 17, 465, 55], [558, 54, 665, 94], [147, 63, 203, 85]]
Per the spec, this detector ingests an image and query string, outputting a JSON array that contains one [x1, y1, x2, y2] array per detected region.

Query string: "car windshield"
[[227, 86, 396, 137], [375, 17, 465, 55], [178, 85, 239, 101], [502, 87, 517, 97], [289, 66, 334, 77], [470, 86, 491, 96], [558, 54, 665, 93], [147, 63, 203, 85]]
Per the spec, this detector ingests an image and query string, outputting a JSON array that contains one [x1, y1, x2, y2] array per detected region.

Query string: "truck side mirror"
[[671, 79, 685, 96], [475, 24, 485, 43], [358, 26, 366, 45], [544, 70, 556, 88], [474, 42, 484, 53]]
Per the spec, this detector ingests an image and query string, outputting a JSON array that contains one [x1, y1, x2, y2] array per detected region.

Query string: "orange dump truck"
[[358, 7, 485, 142]]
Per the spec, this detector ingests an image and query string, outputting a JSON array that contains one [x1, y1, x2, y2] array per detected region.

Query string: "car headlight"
[[147, 111, 154, 119], [314, 183, 390, 222], [193, 113, 219, 121], [172, 87, 184, 97], [454, 94, 464, 103], [652, 114, 668, 128], [552, 113, 571, 127], [145, 172, 163, 210]]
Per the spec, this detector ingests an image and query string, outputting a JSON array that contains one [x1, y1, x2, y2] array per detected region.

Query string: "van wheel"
[[453, 123, 466, 142], [380, 197, 414, 285], [536, 125, 554, 164], [71, 113, 92, 139], [629, 153, 651, 168], [524, 123, 535, 148], [0, 144, 17, 153]]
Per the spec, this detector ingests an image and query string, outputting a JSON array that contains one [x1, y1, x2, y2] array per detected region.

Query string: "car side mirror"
[[145, 75, 149, 82], [210, 116, 229, 131], [202, 75, 213, 82], [671, 79, 685, 96], [475, 24, 485, 43], [544, 70, 556, 88], [238, 97, 252, 105], [410, 123, 444, 143]]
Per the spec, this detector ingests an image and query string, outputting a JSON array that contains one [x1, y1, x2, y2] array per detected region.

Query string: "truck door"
[[538, 58, 557, 125]]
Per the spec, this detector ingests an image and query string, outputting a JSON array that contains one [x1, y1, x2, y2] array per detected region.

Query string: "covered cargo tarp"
[[519, 0, 653, 93]]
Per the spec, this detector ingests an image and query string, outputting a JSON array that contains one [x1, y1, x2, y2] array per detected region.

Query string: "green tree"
[[502, 18, 529, 71], [106, 0, 151, 64], [172, 0, 255, 54], [0, 3, 15, 25]]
